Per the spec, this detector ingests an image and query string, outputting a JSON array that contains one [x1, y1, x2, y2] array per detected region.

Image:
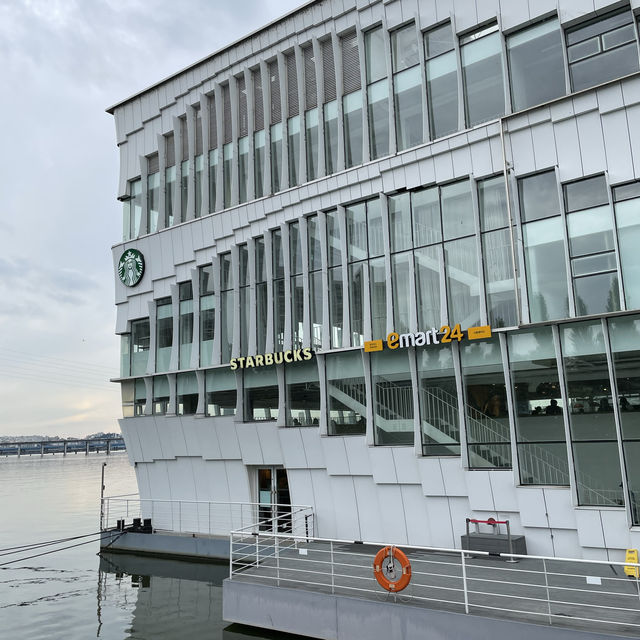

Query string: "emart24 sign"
[[364, 324, 492, 353]]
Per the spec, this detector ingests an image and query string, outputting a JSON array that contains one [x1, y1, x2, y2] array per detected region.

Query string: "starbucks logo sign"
[[118, 249, 145, 287]]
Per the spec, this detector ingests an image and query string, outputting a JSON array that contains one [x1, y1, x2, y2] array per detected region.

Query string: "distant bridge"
[[0, 437, 126, 457]]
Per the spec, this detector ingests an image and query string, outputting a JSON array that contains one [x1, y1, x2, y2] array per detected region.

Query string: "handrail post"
[[229, 532, 234, 580], [543, 558, 552, 625], [256, 532, 260, 567], [461, 551, 469, 614], [276, 533, 280, 587]]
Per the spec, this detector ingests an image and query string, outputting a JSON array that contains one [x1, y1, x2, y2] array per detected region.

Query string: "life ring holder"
[[373, 546, 412, 592]]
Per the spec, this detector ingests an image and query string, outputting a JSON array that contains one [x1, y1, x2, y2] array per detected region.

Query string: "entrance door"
[[257, 467, 291, 532]]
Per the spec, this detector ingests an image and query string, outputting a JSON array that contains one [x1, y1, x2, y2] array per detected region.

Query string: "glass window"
[[131, 318, 150, 376], [445, 235, 481, 327], [272, 229, 284, 279], [165, 166, 176, 226], [483, 228, 517, 328], [244, 366, 279, 421], [254, 131, 265, 198], [238, 138, 248, 203], [134, 379, 146, 417], [566, 9, 639, 92], [156, 299, 172, 373], [285, 360, 320, 427], [415, 245, 442, 329], [120, 334, 131, 378], [349, 262, 365, 347], [370, 257, 387, 339], [199, 265, 215, 368], [441, 180, 473, 240], [461, 338, 511, 468], [343, 90, 363, 168], [153, 376, 169, 415], [561, 321, 623, 506], [394, 66, 423, 151], [509, 327, 568, 485], [388, 192, 412, 252], [181, 160, 189, 222], [256, 282, 268, 354], [564, 175, 608, 213], [305, 109, 319, 181], [288, 116, 300, 187], [129, 179, 142, 238], [478, 175, 508, 232], [346, 203, 368, 262], [392, 23, 420, 72], [329, 266, 343, 348], [609, 314, 640, 523], [177, 371, 198, 415], [195, 155, 203, 217], [425, 23, 458, 139], [366, 27, 386, 83], [179, 282, 193, 370], [367, 198, 384, 257], [614, 184, 640, 309], [418, 344, 459, 455], [208, 149, 218, 212], [392, 252, 412, 334], [461, 26, 505, 126], [270, 123, 283, 193], [507, 19, 565, 111], [205, 368, 237, 416], [324, 100, 338, 174], [326, 209, 342, 267], [292, 274, 304, 349], [368, 80, 390, 160], [308, 215, 322, 271], [327, 350, 367, 435], [412, 187, 441, 246], [310, 270, 323, 350], [372, 349, 414, 445], [273, 279, 286, 351], [222, 144, 232, 208], [289, 222, 303, 275], [121, 380, 134, 418], [523, 217, 569, 322], [148, 172, 160, 233], [518, 171, 560, 223]]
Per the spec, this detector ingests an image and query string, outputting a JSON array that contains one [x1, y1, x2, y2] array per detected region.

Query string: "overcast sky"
[[0, 0, 301, 437]]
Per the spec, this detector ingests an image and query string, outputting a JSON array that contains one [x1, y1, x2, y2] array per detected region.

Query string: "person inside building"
[[545, 399, 562, 415]]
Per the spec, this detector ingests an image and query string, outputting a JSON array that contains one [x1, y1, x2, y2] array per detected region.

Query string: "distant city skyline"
[[0, 0, 301, 436]]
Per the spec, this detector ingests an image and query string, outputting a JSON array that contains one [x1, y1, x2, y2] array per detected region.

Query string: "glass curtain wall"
[[508, 327, 569, 485], [128, 179, 142, 239], [418, 344, 459, 455], [239, 245, 249, 353], [392, 23, 423, 151], [290, 223, 304, 348], [178, 282, 193, 369], [177, 371, 198, 415], [507, 18, 565, 111], [327, 350, 366, 435], [372, 348, 414, 445], [220, 253, 234, 363], [134, 379, 146, 416], [180, 160, 189, 222], [165, 133, 176, 226], [199, 265, 215, 367], [564, 176, 620, 316], [609, 314, 640, 523], [155, 298, 172, 373], [223, 143, 233, 208], [272, 229, 286, 350], [365, 26, 389, 160], [460, 24, 505, 126], [238, 137, 249, 203], [153, 376, 169, 415], [561, 321, 624, 506], [462, 338, 511, 468], [206, 368, 237, 416], [613, 182, 640, 309], [327, 209, 343, 348], [478, 176, 517, 327], [424, 23, 458, 139], [308, 215, 323, 349], [285, 360, 320, 426], [255, 237, 268, 354], [520, 171, 569, 322], [208, 149, 218, 212], [303, 44, 319, 181], [131, 319, 150, 376], [147, 171, 160, 233], [244, 366, 279, 421]]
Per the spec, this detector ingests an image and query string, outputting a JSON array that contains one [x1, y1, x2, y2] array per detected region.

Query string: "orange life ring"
[[373, 546, 412, 592]]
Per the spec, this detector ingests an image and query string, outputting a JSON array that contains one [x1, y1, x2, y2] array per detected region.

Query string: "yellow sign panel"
[[468, 325, 492, 341], [364, 339, 383, 352], [624, 548, 639, 578]]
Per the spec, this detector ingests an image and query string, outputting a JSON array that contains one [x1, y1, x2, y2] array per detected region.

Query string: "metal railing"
[[102, 495, 314, 538], [229, 530, 640, 636]]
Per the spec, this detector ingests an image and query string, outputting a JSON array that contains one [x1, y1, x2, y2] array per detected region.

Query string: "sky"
[[0, 0, 301, 437]]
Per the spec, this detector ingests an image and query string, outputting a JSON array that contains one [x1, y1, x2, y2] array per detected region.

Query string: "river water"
[[0, 452, 304, 639]]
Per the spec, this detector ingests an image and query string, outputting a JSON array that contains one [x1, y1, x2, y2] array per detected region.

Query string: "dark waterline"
[[0, 453, 309, 639]]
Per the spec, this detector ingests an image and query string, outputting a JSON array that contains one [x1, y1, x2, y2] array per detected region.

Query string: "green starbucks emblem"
[[118, 249, 145, 287]]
